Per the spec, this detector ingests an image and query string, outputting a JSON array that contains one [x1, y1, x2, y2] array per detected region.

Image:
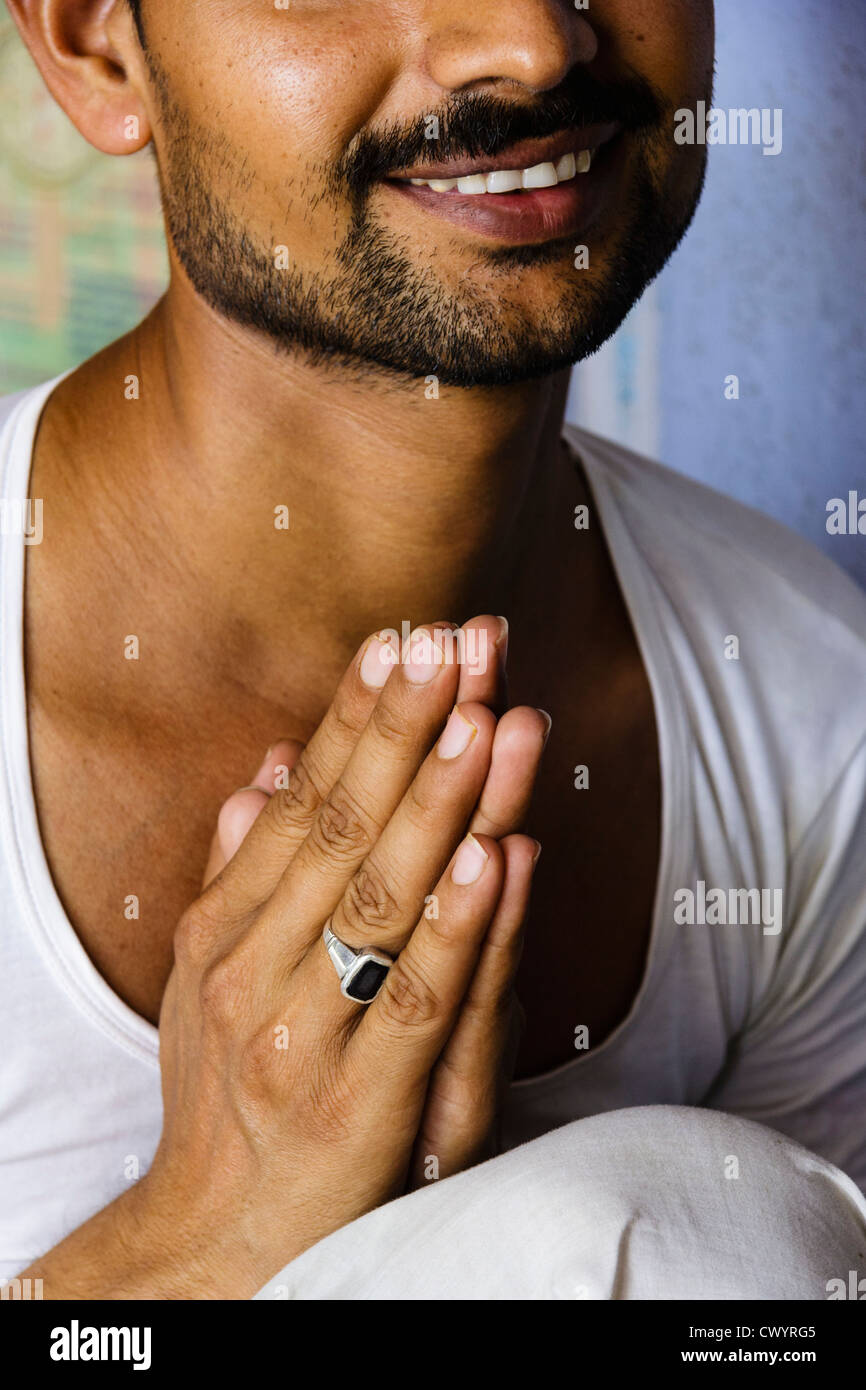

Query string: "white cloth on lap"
[[255, 1107, 866, 1301]]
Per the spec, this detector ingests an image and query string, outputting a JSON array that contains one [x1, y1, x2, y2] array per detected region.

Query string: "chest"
[[510, 692, 661, 1076], [27, 672, 661, 1079]]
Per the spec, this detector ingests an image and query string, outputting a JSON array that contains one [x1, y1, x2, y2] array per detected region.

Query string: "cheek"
[[158, 5, 399, 222], [598, 0, 714, 106]]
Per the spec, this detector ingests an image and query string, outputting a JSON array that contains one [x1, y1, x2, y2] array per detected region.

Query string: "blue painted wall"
[[569, 0, 866, 587]]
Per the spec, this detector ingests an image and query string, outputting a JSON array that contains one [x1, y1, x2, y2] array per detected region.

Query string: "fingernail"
[[537, 709, 553, 744], [250, 749, 273, 785], [495, 615, 509, 659], [437, 706, 477, 759], [531, 840, 543, 866], [451, 833, 488, 885], [405, 627, 445, 685], [360, 633, 395, 689]]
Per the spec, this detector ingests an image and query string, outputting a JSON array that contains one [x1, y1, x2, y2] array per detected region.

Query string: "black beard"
[[152, 65, 707, 388]]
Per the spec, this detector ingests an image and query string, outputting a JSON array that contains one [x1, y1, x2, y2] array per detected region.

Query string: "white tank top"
[[2, 376, 866, 1279]]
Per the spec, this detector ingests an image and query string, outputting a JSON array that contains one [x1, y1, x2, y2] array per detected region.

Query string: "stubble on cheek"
[[143, 41, 350, 286]]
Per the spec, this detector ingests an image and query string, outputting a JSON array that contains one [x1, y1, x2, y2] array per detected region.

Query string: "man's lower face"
[[148, 6, 711, 388]]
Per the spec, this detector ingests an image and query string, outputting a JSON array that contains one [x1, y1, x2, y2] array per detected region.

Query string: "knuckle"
[[439, 1057, 496, 1120], [198, 950, 252, 1028], [402, 774, 439, 831], [310, 784, 375, 864], [237, 1022, 297, 1109], [378, 956, 441, 1030], [173, 898, 222, 971], [422, 907, 466, 950], [339, 860, 402, 937], [239, 1026, 281, 1091], [328, 687, 368, 743], [238, 1025, 347, 1123], [270, 760, 323, 833], [369, 697, 413, 752]]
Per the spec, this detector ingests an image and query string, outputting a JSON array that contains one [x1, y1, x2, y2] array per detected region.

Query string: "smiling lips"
[[387, 125, 618, 192], [403, 149, 593, 195], [384, 126, 622, 245]]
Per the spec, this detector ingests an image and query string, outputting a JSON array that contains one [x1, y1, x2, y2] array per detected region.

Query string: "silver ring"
[[322, 922, 394, 1004]]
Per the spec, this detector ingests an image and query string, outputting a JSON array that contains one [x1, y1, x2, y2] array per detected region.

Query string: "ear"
[[6, 0, 153, 155]]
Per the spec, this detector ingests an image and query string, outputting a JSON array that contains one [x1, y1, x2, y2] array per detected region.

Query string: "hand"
[[20, 618, 548, 1299], [138, 618, 547, 1296], [206, 617, 548, 1188]]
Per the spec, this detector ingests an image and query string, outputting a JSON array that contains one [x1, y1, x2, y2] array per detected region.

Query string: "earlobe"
[[5, 0, 154, 157]]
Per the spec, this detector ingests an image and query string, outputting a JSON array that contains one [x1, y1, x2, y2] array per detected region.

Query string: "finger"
[[202, 740, 305, 889], [327, 701, 497, 951], [203, 627, 448, 914], [408, 833, 538, 1184], [468, 705, 551, 837], [348, 833, 506, 1087], [261, 626, 465, 958], [455, 614, 509, 714], [292, 701, 496, 997], [203, 789, 269, 890]]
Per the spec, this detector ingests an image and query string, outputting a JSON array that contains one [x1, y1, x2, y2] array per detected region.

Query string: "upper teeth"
[[407, 149, 593, 194]]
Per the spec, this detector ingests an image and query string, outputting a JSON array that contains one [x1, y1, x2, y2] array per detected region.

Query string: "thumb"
[[201, 739, 305, 889]]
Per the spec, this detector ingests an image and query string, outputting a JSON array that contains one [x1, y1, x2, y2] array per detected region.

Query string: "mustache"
[[336, 66, 665, 198]]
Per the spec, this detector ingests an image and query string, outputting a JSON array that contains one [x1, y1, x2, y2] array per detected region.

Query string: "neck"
[[42, 278, 576, 719]]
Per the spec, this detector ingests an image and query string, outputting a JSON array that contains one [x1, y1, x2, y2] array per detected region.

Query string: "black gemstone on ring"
[[346, 958, 390, 1002]]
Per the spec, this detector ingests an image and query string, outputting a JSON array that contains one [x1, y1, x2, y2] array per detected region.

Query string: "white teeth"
[[455, 173, 489, 195], [404, 149, 593, 193], [485, 168, 524, 193], [522, 161, 559, 189]]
